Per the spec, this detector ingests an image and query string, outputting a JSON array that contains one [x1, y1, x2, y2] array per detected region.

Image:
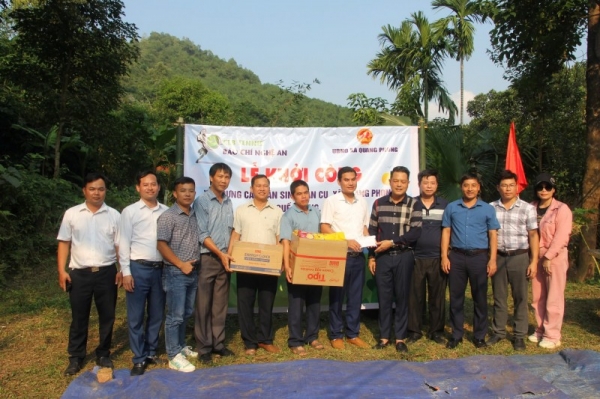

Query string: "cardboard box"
[[290, 235, 348, 286], [230, 241, 283, 276]]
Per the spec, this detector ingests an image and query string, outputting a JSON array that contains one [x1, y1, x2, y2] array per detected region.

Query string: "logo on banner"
[[356, 128, 373, 145], [196, 128, 222, 162]]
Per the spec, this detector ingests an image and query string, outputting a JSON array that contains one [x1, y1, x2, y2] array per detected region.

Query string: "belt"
[[452, 248, 488, 256], [497, 249, 529, 257], [201, 252, 220, 260], [383, 248, 412, 256], [132, 259, 163, 268], [75, 264, 114, 272], [347, 252, 363, 258]]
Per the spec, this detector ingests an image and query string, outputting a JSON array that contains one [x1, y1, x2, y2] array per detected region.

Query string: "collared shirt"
[[280, 204, 321, 241], [414, 195, 449, 258], [368, 194, 422, 248], [233, 200, 282, 245], [157, 203, 201, 265], [194, 189, 234, 253], [320, 192, 370, 240], [490, 198, 537, 251], [118, 199, 169, 276], [57, 202, 120, 269], [442, 198, 500, 249]]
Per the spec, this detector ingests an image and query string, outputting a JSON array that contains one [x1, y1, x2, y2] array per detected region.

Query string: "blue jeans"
[[163, 265, 198, 359], [126, 261, 165, 364]]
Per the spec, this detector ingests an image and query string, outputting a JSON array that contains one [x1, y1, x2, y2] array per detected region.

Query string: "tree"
[[7, 0, 139, 178], [432, 0, 483, 125], [368, 12, 458, 123], [485, 0, 597, 280]]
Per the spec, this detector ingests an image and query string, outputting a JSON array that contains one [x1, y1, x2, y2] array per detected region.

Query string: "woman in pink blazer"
[[529, 173, 572, 349]]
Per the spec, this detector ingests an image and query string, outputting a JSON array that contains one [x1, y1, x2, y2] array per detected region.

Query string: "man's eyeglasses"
[[536, 185, 554, 192]]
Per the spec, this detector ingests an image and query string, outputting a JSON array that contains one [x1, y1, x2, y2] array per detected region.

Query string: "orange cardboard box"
[[230, 241, 283, 276], [290, 235, 348, 286]]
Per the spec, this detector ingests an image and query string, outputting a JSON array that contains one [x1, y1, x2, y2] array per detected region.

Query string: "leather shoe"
[[395, 341, 408, 353], [404, 333, 422, 343], [212, 347, 234, 357], [346, 337, 370, 348], [64, 358, 83, 376], [200, 353, 212, 364], [96, 356, 114, 368], [429, 334, 446, 344], [330, 339, 345, 350], [258, 343, 281, 353], [130, 362, 146, 376], [372, 340, 390, 350], [473, 338, 487, 348], [486, 335, 503, 347], [513, 338, 526, 351], [446, 338, 463, 349], [145, 355, 166, 366]]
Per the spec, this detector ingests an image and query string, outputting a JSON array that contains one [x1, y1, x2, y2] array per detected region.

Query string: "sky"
[[121, 0, 510, 120]]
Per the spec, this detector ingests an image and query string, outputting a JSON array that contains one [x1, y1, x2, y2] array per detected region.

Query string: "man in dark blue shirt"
[[441, 173, 500, 349], [406, 169, 449, 345]]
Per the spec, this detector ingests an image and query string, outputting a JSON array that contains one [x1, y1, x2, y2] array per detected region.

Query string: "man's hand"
[[285, 266, 293, 283], [527, 261, 538, 279], [374, 240, 394, 253], [58, 271, 71, 291], [441, 257, 451, 274], [123, 275, 134, 292], [218, 252, 233, 272], [179, 260, 195, 275], [368, 258, 376, 275], [542, 258, 552, 276], [487, 259, 497, 277], [347, 239, 361, 252], [115, 271, 123, 288]]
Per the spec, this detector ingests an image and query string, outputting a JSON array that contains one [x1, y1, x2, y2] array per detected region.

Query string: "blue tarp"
[[62, 349, 600, 398]]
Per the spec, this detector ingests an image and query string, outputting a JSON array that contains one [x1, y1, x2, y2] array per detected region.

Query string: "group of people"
[[56, 163, 572, 377]]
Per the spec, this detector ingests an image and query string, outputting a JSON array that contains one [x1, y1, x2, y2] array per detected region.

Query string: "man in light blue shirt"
[[280, 180, 324, 356], [441, 173, 500, 349], [193, 163, 235, 364]]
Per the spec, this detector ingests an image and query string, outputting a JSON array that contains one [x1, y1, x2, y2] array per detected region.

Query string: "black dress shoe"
[[130, 362, 146, 376], [372, 340, 390, 350], [429, 334, 446, 344], [64, 358, 83, 376], [446, 338, 463, 349], [404, 333, 422, 343], [395, 342, 408, 353], [486, 335, 503, 347], [200, 353, 212, 364], [473, 338, 487, 348], [145, 355, 166, 366], [96, 356, 114, 368], [212, 347, 234, 357], [513, 338, 526, 351]]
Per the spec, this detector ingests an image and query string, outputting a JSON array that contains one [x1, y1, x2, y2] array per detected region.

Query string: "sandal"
[[290, 346, 307, 356], [245, 348, 256, 356], [309, 340, 324, 350]]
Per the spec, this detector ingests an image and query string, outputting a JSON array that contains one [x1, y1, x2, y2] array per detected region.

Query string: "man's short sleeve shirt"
[[233, 200, 282, 245], [442, 198, 500, 249], [320, 192, 370, 240], [280, 205, 321, 241], [157, 203, 201, 265], [194, 189, 234, 253], [490, 198, 538, 251]]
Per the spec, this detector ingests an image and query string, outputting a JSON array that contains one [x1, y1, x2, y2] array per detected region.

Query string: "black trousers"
[[236, 272, 278, 349], [68, 265, 118, 360], [375, 251, 414, 341], [448, 252, 489, 341], [407, 257, 447, 337], [286, 281, 322, 347]]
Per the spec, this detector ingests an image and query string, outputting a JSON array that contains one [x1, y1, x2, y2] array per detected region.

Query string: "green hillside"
[[123, 32, 354, 127]]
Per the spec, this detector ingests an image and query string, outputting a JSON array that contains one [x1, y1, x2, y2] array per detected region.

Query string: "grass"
[[2, 261, 600, 398]]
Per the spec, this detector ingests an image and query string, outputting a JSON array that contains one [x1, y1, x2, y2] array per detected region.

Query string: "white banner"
[[184, 125, 420, 209]]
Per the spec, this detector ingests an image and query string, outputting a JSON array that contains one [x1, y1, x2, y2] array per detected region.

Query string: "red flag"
[[505, 121, 527, 194]]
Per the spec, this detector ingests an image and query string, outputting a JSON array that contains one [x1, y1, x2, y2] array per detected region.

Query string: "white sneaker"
[[169, 353, 195, 372], [539, 339, 561, 349], [181, 346, 198, 358], [528, 334, 540, 343]]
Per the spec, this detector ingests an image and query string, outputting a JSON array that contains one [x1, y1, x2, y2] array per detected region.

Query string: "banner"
[[184, 125, 420, 207], [184, 124, 420, 310]]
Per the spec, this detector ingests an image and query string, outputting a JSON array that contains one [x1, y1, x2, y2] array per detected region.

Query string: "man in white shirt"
[[119, 171, 168, 376], [321, 166, 371, 349], [57, 173, 122, 376]]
